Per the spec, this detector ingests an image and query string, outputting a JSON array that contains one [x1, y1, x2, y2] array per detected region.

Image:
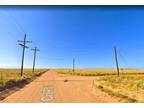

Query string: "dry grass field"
[[2, 69, 144, 102], [55, 69, 144, 76], [94, 76, 144, 102], [55, 69, 144, 102], [0, 69, 47, 90]]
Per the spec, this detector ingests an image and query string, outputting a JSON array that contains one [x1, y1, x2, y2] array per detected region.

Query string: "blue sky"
[[1, 6, 144, 69]]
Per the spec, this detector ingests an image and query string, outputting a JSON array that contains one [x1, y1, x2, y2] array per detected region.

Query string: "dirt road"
[[0, 70, 119, 103]]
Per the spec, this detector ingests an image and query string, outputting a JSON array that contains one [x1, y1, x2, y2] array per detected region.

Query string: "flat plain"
[[1, 69, 144, 103]]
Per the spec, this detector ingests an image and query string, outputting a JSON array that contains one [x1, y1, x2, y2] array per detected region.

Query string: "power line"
[[46, 58, 65, 61], [0, 11, 23, 37], [118, 52, 129, 68], [6, 10, 26, 34]]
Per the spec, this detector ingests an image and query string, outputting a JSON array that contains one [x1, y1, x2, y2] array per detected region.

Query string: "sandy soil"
[[0, 70, 119, 103]]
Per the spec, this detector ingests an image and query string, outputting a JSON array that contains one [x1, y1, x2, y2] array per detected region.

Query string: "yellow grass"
[[0, 69, 47, 86], [94, 76, 144, 102], [55, 69, 144, 102], [54, 69, 144, 76]]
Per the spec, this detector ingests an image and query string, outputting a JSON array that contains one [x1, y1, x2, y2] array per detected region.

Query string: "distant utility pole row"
[[72, 47, 120, 77], [18, 34, 40, 77], [17, 35, 120, 77]]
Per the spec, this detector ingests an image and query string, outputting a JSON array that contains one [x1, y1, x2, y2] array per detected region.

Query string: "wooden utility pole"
[[73, 58, 75, 72], [114, 47, 120, 77], [0, 71, 3, 86], [18, 34, 32, 76], [31, 47, 40, 74], [0, 72, 2, 80]]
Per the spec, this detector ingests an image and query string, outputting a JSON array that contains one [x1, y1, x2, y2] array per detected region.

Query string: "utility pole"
[[31, 47, 40, 74], [0, 71, 3, 85], [73, 58, 75, 72], [18, 34, 32, 76], [0, 72, 2, 81], [114, 47, 120, 77]]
